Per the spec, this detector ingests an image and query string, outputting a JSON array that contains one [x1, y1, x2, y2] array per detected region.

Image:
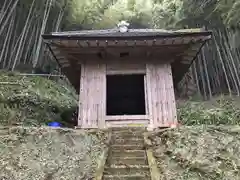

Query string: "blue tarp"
[[48, 122, 62, 127]]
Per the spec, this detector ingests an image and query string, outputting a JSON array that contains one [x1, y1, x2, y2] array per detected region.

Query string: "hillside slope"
[[0, 127, 108, 180], [149, 96, 240, 180], [177, 96, 240, 125], [0, 72, 108, 180], [150, 126, 240, 180], [0, 71, 78, 126]]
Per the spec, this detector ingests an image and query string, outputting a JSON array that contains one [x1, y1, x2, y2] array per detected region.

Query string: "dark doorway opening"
[[106, 74, 146, 115]]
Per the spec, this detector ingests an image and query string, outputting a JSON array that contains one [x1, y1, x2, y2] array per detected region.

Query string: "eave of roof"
[[42, 28, 212, 40]]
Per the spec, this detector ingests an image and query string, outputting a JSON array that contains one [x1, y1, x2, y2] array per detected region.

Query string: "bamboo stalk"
[[198, 53, 207, 99], [0, 0, 20, 35], [11, 0, 36, 70], [201, 46, 212, 98], [32, 0, 53, 69], [213, 33, 232, 96]]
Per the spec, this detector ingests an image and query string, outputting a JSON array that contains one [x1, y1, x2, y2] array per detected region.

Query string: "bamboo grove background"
[[0, 0, 240, 99]]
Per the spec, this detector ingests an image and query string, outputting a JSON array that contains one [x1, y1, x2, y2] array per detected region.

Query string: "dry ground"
[[150, 126, 240, 180], [0, 126, 108, 180]]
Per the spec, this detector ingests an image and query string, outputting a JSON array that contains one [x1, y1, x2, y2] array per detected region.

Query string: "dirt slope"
[[150, 126, 240, 180], [0, 126, 108, 180], [0, 72, 109, 180]]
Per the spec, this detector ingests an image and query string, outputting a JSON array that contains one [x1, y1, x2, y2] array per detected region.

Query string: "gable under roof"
[[42, 28, 212, 93]]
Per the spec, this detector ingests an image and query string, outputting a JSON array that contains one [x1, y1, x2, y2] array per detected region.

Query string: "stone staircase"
[[102, 127, 151, 180]]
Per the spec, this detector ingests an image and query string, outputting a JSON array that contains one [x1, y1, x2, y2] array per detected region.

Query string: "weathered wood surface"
[[146, 62, 177, 127], [106, 58, 146, 75], [78, 60, 106, 128]]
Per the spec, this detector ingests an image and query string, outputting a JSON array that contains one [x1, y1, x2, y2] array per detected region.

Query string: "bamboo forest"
[[1, 0, 240, 99]]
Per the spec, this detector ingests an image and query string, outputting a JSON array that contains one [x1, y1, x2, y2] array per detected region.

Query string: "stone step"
[[111, 127, 146, 131], [111, 135, 144, 140], [108, 164, 149, 168], [111, 144, 144, 150], [102, 127, 149, 180], [104, 166, 149, 175], [109, 157, 148, 165], [111, 150, 146, 157], [111, 138, 144, 145], [111, 134, 144, 140], [112, 130, 144, 136], [103, 174, 150, 180]]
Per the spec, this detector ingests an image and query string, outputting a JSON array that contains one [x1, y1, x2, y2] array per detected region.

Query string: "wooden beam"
[[51, 43, 190, 50], [105, 115, 149, 121], [106, 69, 146, 75], [105, 119, 149, 127], [55, 47, 189, 55], [50, 36, 209, 48]]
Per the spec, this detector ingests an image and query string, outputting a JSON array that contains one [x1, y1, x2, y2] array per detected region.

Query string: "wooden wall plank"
[[99, 62, 106, 128], [95, 63, 100, 127], [78, 64, 84, 127], [166, 63, 178, 124], [162, 64, 168, 125], [86, 63, 91, 127], [163, 64, 171, 125], [151, 64, 158, 127], [155, 63, 162, 126], [81, 63, 88, 127], [90, 62, 96, 127]]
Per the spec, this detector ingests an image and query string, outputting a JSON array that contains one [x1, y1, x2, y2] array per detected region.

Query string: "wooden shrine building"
[[42, 26, 212, 129]]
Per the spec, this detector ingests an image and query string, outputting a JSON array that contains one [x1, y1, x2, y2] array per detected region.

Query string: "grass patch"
[[0, 71, 78, 126], [177, 95, 240, 125]]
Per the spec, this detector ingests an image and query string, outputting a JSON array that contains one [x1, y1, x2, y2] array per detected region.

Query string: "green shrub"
[[0, 72, 78, 126], [177, 95, 240, 125]]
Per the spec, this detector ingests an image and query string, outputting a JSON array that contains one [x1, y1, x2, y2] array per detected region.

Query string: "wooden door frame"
[[104, 71, 149, 127]]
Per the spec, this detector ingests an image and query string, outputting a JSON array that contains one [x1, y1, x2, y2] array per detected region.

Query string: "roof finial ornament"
[[117, 20, 130, 33]]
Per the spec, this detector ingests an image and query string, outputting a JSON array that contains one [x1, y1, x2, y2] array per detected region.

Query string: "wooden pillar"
[[146, 62, 177, 128], [78, 60, 106, 128], [146, 64, 154, 130]]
